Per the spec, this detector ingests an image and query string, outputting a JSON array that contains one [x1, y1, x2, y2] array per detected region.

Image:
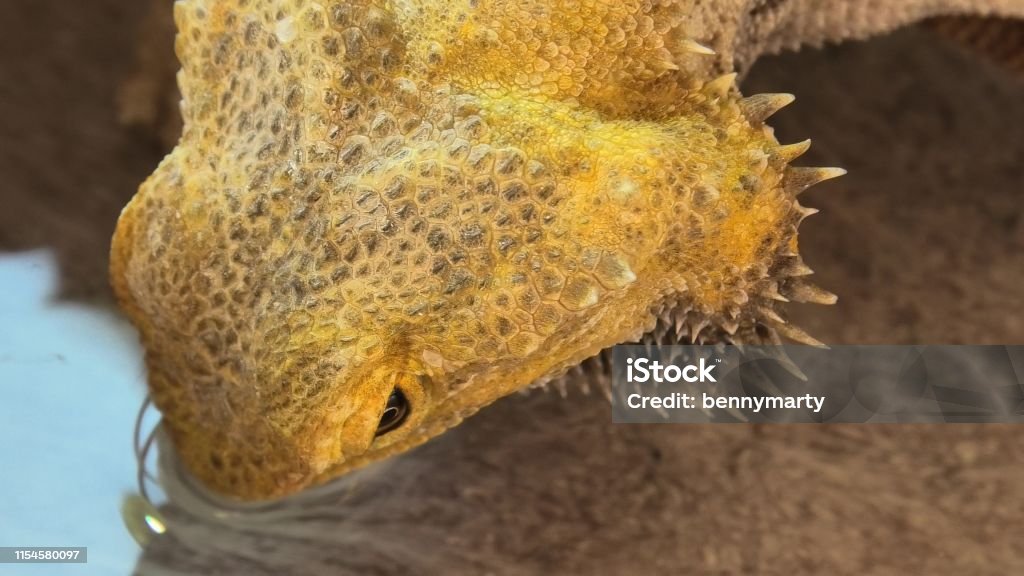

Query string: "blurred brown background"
[[1, 1, 1022, 574]]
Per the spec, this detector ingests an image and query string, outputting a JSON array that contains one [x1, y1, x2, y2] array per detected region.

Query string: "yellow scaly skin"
[[111, 0, 843, 501]]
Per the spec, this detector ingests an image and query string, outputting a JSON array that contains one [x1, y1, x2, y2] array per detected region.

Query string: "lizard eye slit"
[[375, 388, 409, 436]]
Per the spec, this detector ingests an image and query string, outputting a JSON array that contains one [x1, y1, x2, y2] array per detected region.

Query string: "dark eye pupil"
[[376, 388, 408, 436]]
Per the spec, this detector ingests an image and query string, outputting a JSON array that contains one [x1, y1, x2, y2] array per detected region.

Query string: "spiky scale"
[[720, 318, 740, 335], [784, 282, 839, 305], [784, 166, 848, 196], [781, 258, 816, 277], [673, 312, 688, 338], [739, 93, 796, 124], [681, 39, 716, 55], [758, 306, 786, 325], [762, 282, 790, 302], [763, 347, 809, 381], [796, 204, 820, 222], [703, 72, 738, 98], [773, 140, 812, 163], [689, 318, 710, 342], [768, 321, 828, 348]]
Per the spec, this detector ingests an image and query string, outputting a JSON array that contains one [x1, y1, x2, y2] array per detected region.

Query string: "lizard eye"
[[376, 388, 409, 436]]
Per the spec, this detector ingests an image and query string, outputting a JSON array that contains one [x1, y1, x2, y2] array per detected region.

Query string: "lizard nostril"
[[375, 388, 409, 436]]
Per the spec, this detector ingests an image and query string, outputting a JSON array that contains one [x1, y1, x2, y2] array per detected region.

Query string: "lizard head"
[[112, 0, 840, 500]]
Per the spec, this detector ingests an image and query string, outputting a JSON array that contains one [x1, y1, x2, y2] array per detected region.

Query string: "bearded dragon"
[[111, 0, 1024, 501]]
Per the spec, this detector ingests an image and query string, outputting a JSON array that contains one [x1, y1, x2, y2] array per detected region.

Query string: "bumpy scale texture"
[[112, 0, 843, 500]]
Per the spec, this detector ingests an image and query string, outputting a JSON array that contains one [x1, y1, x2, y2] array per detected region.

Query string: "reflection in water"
[[121, 494, 166, 547]]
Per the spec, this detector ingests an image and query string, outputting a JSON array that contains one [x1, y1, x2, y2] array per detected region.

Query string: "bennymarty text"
[[613, 345, 1024, 424], [625, 357, 825, 413], [606, 344, 839, 422]]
